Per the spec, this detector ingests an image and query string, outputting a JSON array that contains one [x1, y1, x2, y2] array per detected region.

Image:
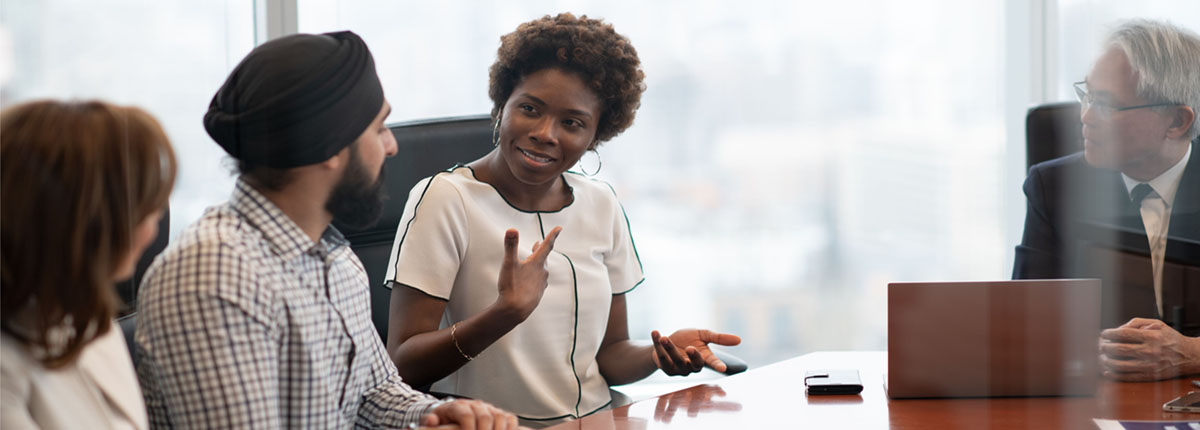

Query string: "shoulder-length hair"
[[1, 100, 177, 368]]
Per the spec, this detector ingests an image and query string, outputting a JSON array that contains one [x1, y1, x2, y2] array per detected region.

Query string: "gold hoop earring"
[[579, 149, 602, 176]]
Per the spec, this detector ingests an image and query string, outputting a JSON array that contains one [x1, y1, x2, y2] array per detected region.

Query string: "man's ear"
[[1167, 105, 1196, 140], [321, 144, 354, 171]]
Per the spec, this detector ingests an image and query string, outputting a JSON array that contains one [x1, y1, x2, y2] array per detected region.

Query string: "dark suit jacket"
[[1013, 141, 1200, 333]]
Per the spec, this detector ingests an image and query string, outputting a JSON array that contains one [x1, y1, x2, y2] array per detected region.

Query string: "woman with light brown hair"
[[1, 100, 176, 429]]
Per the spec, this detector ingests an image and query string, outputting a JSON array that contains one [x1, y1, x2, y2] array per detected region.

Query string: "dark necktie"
[[1130, 183, 1154, 205]]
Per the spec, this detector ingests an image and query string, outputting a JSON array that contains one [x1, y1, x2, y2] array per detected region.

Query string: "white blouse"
[[386, 166, 644, 423]]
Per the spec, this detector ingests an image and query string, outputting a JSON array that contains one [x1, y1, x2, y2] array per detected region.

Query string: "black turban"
[[204, 31, 383, 169]]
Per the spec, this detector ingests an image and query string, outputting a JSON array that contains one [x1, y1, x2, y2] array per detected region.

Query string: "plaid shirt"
[[135, 180, 440, 429]]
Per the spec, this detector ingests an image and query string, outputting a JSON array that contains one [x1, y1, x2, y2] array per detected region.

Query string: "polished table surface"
[[546, 351, 1199, 429]]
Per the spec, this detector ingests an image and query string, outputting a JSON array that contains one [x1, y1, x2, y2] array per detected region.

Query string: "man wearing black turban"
[[136, 31, 520, 430], [205, 30, 390, 230]]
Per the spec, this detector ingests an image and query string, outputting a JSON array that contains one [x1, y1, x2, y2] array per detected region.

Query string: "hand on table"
[[1099, 317, 1200, 382], [651, 329, 742, 376], [420, 399, 522, 430]]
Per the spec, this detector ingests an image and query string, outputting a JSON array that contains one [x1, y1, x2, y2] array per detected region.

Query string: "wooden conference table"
[[546, 351, 1199, 429]]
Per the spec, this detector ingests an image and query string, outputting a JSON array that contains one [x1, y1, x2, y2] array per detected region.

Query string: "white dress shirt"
[[1121, 143, 1192, 316]]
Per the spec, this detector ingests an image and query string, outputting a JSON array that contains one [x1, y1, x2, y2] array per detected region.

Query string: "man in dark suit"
[[1013, 19, 1200, 382]]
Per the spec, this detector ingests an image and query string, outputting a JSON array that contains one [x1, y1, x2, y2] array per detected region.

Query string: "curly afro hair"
[[488, 13, 646, 145]]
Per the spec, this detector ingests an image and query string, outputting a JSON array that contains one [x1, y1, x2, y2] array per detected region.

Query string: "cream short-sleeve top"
[[386, 166, 644, 423]]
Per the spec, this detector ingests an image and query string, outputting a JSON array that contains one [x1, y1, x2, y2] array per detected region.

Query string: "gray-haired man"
[[1014, 19, 1200, 382]]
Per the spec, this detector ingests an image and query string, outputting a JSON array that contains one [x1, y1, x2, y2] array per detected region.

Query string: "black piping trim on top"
[[564, 171, 644, 273], [613, 278, 646, 296], [597, 179, 645, 274], [516, 399, 613, 422], [463, 165, 575, 214], [566, 172, 646, 295], [517, 413, 574, 422], [563, 250, 583, 418], [538, 212, 585, 419], [387, 166, 461, 288], [581, 400, 613, 419]]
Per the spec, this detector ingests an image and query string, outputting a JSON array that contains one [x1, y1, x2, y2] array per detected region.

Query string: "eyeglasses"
[[1073, 81, 1178, 119]]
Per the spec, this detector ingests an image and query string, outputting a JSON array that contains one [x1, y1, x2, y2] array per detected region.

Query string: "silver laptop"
[[887, 279, 1101, 398]]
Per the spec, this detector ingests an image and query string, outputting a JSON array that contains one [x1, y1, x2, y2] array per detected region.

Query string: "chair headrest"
[[1025, 102, 1083, 169]]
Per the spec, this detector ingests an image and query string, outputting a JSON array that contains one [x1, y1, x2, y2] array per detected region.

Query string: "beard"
[[326, 146, 387, 231]]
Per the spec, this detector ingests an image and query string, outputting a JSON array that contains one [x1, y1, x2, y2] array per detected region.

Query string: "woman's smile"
[[515, 145, 557, 167]]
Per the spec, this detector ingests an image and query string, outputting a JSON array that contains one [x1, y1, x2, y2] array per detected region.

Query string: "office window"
[[3, 0, 1191, 397], [0, 0, 255, 237], [298, 0, 1010, 374]]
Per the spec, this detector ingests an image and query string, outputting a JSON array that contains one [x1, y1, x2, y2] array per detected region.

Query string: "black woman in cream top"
[[384, 13, 741, 427]]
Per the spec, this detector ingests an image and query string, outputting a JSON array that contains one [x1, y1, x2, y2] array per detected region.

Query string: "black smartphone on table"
[[805, 369, 864, 395]]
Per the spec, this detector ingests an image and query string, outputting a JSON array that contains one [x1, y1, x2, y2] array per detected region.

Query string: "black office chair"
[[117, 206, 170, 366], [335, 115, 496, 343], [1025, 102, 1083, 169]]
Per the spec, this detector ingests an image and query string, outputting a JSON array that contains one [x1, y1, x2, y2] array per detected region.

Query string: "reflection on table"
[[547, 351, 1200, 429]]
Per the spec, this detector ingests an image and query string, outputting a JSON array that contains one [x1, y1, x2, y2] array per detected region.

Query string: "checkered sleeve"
[[355, 329, 441, 428], [137, 240, 283, 429]]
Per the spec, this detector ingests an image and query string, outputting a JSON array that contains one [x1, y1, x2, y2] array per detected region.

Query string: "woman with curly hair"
[[1, 100, 176, 429], [383, 13, 740, 426]]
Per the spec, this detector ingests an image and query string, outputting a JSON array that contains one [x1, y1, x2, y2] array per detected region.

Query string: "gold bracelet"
[[450, 322, 475, 361]]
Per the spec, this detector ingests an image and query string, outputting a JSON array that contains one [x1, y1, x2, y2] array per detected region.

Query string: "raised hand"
[[651, 329, 742, 376], [494, 227, 562, 322]]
